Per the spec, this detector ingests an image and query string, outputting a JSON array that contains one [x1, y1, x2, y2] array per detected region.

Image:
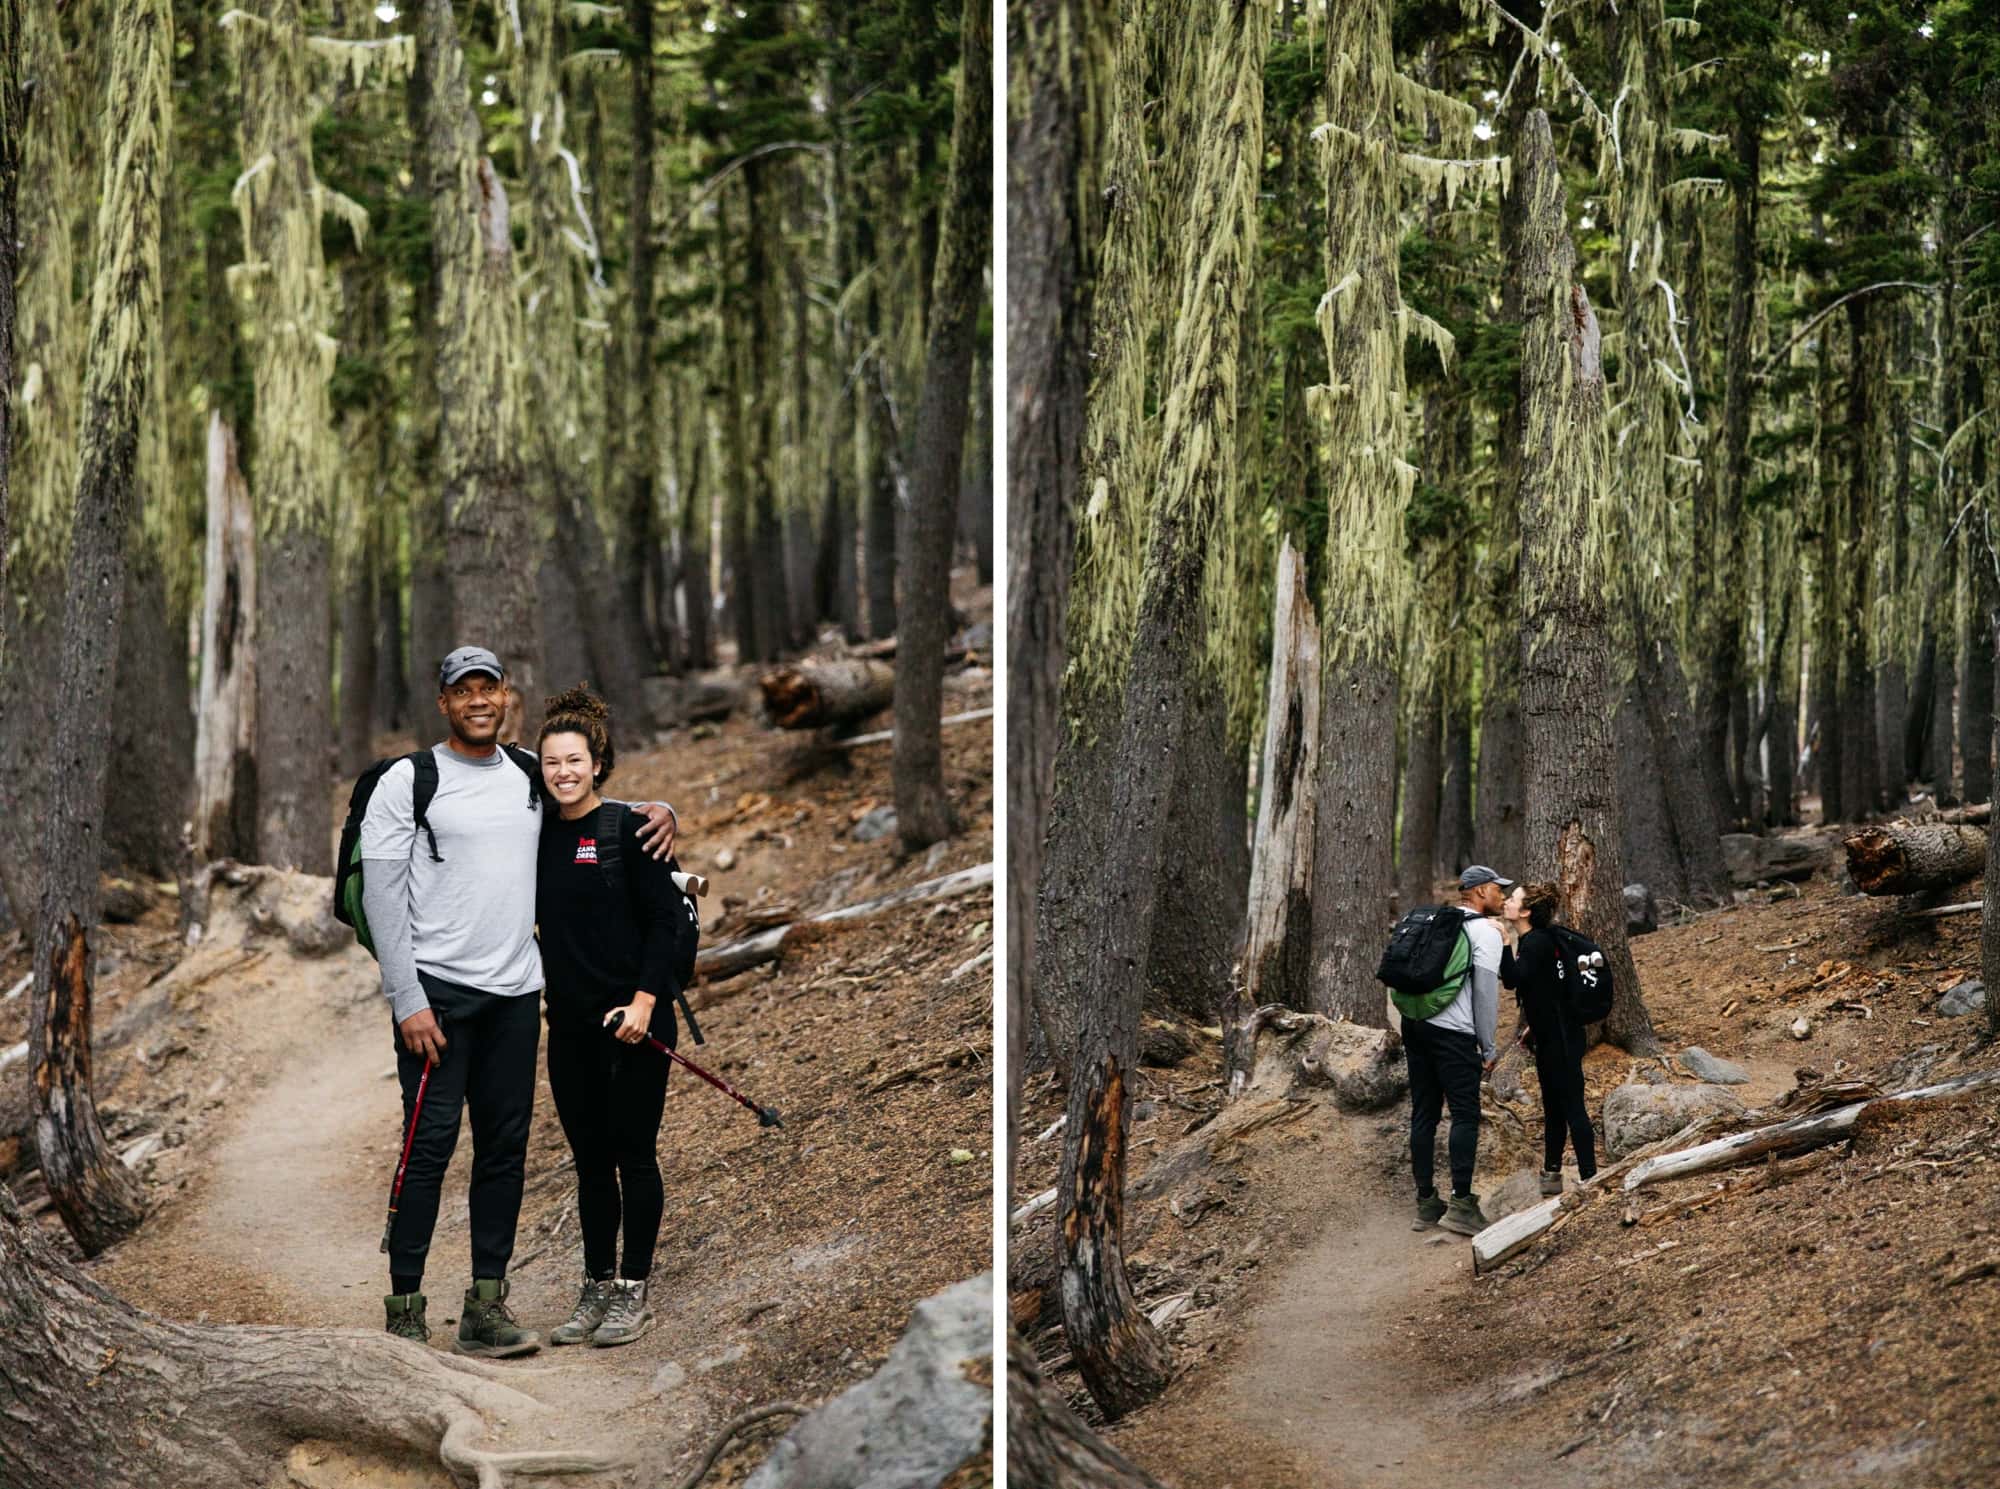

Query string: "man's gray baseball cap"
[[439, 645, 506, 688], [1460, 864, 1515, 890]]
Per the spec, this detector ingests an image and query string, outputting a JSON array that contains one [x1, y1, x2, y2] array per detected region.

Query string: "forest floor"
[[1013, 819, 2000, 1489], [0, 588, 995, 1488]]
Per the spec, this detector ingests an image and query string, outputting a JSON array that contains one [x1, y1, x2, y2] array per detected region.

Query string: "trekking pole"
[[607, 1010, 784, 1129], [380, 1060, 434, 1253]]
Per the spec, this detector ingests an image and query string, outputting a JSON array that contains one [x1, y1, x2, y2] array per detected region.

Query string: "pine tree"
[[29, 0, 171, 1255]]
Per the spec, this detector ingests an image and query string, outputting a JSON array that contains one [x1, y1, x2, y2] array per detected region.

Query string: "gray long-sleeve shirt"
[[1428, 909, 1501, 1061], [360, 744, 545, 1024]]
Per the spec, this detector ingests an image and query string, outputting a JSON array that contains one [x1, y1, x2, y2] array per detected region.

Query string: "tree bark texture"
[[30, 0, 169, 1254], [1633, 618, 1731, 904], [1007, 0, 1108, 1203], [893, 0, 988, 854], [0, 0, 17, 595], [1400, 680, 1443, 911], [1310, 657, 1397, 1026], [1513, 108, 1656, 1057], [338, 529, 378, 778], [1006, 1326, 1169, 1489], [1437, 687, 1475, 878], [1057, 0, 1264, 1417], [620, 0, 666, 675], [1843, 822, 1989, 896], [193, 412, 257, 860], [234, 0, 336, 874], [1933, 624, 1958, 800], [1963, 563, 1994, 807], [1616, 685, 1686, 904], [1145, 681, 1241, 1024], [1243, 537, 1321, 1016], [104, 542, 191, 878], [419, 0, 541, 739]]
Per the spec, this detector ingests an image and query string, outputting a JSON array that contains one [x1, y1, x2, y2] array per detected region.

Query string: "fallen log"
[[1623, 1066, 2000, 1192], [759, 659, 895, 730], [828, 707, 994, 749], [1842, 823, 1988, 895], [690, 863, 994, 995], [1939, 802, 1992, 825]]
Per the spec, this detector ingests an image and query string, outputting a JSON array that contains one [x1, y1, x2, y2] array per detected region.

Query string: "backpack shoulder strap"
[[501, 743, 541, 805], [408, 749, 442, 862], [595, 800, 627, 898]]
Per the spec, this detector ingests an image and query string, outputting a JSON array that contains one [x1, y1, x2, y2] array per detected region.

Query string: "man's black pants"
[[1403, 1017, 1483, 1198], [387, 974, 540, 1284]]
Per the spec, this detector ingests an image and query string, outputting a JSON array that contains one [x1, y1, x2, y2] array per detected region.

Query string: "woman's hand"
[[604, 992, 657, 1044]]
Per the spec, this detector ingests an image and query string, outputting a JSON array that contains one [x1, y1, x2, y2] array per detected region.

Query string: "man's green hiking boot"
[[1439, 1193, 1491, 1236], [1411, 1192, 1447, 1231], [385, 1292, 430, 1343], [455, 1277, 542, 1358]]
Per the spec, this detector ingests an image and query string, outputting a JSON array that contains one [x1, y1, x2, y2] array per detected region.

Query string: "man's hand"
[[400, 1007, 446, 1065], [1482, 1056, 1497, 1076], [634, 801, 678, 861]]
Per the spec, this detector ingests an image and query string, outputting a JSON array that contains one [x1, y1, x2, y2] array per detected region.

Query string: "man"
[[1405, 864, 1509, 1237], [364, 646, 675, 1352]]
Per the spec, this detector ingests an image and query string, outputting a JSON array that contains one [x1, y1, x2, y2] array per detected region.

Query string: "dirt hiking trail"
[[1015, 828, 2000, 1488], [5, 635, 995, 1489]]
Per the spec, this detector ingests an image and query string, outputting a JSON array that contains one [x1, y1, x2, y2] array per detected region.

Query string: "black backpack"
[[590, 798, 705, 1045], [1377, 906, 1476, 1020], [1547, 923, 1615, 1023], [333, 744, 538, 956]]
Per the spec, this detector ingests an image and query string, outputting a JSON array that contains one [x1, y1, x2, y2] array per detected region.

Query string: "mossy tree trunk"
[[418, 0, 541, 737], [30, 0, 170, 1255], [1514, 107, 1657, 1058]]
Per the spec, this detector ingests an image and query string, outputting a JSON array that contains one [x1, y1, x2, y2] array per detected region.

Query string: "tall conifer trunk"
[[621, 0, 667, 675], [418, 0, 541, 736], [1514, 108, 1657, 1057], [1056, 0, 1262, 1418], [30, 0, 170, 1254], [1308, 0, 1407, 1029], [893, 0, 988, 852]]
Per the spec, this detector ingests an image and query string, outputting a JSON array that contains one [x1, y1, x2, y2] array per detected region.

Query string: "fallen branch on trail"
[[758, 659, 895, 730], [827, 707, 993, 749], [1470, 1109, 1744, 1272], [690, 864, 994, 997], [1843, 823, 1988, 896], [1623, 1067, 2000, 1192], [1907, 901, 1983, 920]]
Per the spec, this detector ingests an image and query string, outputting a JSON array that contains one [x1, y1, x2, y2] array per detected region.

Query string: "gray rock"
[[851, 806, 899, 844], [1485, 1168, 1548, 1223], [1720, 834, 1762, 887], [1601, 1081, 1746, 1158], [285, 905, 351, 959], [1677, 1046, 1750, 1085], [962, 620, 993, 652], [1625, 883, 1659, 936], [1939, 980, 1987, 1018], [648, 1362, 686, 1397], [745, 1273, 991, 1489]]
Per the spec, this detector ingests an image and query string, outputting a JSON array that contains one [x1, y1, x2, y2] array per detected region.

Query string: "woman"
[[535, 686, 698, 1347], [1500, 883, 1597, 1194]]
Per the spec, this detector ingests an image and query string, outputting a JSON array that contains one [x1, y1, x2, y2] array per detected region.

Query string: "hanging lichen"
[[8, 0, 82, 589], [222, 0, 338, 544], [1063, 8, 1155, 720], [1316, 0, 1418, 669]]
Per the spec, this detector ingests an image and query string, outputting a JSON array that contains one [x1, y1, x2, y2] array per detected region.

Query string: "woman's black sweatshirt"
[[535, 804, 695, 1045], [1501, 927, 1578, 1046]]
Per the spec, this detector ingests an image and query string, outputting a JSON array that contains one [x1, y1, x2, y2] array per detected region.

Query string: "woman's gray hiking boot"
[[550, 1278, 613, 1345], [591, 1280, 654, 1347], [384, 1292, 429, 1343], [1539, 1168, 1564, 1197], [1411, 1193, 1448, 1231], [1439, 1193, 1491, 1236], [455, 1277, 542, 1357]]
